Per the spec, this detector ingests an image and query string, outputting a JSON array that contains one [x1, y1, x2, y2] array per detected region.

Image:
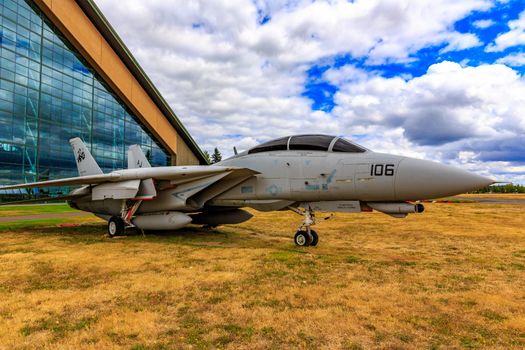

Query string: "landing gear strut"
[[107, 200, 143, 237], [289, 205, 321, 247]]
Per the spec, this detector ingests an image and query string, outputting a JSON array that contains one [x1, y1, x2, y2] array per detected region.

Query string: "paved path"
[[0, 212, 92, 223]]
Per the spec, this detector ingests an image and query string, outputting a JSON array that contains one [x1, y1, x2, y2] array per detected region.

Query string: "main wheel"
[[294, 230, 311, 246], [108, 216, 125, 237], [309, 230, 319, 247]]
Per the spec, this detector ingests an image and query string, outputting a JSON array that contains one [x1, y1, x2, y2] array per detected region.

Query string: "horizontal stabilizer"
[[0, 173, 119, 190], [0, 193, 87, 206]]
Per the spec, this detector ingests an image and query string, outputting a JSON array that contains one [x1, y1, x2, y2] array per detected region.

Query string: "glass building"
[[0, 0, 204, 198]]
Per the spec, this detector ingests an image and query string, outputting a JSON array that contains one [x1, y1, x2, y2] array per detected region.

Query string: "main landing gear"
[[108, 216, 125, 237], [107, 200, 143, 237], [289, 205, 323, 247]]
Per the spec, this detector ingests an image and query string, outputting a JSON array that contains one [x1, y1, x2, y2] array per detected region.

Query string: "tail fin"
[[69, 138, 103, 176], [127, 144, 156, 199], [127, 145, 151, 169]]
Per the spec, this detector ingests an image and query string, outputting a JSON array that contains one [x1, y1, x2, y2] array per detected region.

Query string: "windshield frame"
[[245, 135, 369, 155]]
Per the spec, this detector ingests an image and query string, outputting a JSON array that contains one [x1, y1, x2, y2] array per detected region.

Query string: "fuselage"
[[215, 150, 493, 202]]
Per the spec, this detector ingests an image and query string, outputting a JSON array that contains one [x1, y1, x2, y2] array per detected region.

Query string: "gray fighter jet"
[[0, 135, 494, 246]]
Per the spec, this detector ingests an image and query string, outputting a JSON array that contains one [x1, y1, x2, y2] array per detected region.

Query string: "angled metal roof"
[[75, 0, 208, 165]]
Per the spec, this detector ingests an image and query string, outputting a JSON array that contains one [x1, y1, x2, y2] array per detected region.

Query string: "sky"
[[94, 0, 525, 184]]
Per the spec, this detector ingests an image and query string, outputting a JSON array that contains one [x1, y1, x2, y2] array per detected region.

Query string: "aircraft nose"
[[395, 157, 494, 200]]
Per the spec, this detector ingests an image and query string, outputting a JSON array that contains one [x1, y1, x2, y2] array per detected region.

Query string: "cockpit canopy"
[[247, 134, 367, 155]]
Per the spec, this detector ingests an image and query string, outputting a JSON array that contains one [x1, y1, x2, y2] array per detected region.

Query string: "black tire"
[[294, 230, 311, 246], [108, 216, 125, 237], [310, 230, 319, 247]]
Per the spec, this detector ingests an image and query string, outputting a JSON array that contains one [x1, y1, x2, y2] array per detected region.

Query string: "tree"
[[471, 183, 525, 193], [203, 150, 211, 164], [211, 147, 222, 163]]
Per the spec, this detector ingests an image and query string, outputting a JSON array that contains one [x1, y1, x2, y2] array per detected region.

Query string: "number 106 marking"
[[370, 164, 395, 176]]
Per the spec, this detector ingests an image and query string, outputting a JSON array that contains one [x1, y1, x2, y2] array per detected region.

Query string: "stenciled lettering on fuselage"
[[322, 169, 336, 191], [306, 169, 337, 191], [305, 183, 320, 191], [370, 164, 395, 176]]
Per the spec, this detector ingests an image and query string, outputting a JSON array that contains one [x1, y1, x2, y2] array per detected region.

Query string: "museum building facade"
[[0, 0, 206, 196]]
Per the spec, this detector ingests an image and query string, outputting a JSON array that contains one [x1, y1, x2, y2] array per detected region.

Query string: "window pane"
[[289, 134, 333, 151], [332, 138, 366, 153], [248, 136, 289, 154], [0, 0, 172, 194]]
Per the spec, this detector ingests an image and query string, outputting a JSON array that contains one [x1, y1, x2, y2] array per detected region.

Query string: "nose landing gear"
[[294, 229, 318, 247], [289, 205, 321, 247]]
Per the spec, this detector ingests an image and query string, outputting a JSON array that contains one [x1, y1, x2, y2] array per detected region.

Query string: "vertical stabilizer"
[[127, 144, 151, 169], [127, 145, 156, 199], [69, 138, 103, 176]]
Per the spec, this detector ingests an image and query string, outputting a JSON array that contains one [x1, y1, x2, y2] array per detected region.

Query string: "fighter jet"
[[0, 135, 494, 246]]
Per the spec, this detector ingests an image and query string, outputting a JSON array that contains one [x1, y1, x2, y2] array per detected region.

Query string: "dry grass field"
[[0, 199, 524, 349]]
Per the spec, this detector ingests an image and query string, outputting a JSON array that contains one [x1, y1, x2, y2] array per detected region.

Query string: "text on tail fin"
[[69, 137, 103, 176], [127, 144, 151, 169]]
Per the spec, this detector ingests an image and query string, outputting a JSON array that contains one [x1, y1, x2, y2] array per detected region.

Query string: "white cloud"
[[322, 65, 370, 86], [473, 19, 495, 29], [496, 52, 525, 66], [329, 61, 525, 182], [93, 0, 492, 146], [91, 0, 525, 183], [439, 32, 482, 53], [486, 10, 525, 52]]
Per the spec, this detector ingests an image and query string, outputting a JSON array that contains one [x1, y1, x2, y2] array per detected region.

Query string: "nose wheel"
[[294, 229, 319, 247], [289, 205, 322, 247], [309, 230, 319, 246]]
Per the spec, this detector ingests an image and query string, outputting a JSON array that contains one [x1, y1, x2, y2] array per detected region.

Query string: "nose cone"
[[395, 157, 494, 200]]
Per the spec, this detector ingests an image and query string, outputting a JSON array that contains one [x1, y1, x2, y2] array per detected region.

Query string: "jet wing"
[[0, 138, 260, 206], [0, 166, 259, 192], [0, 173, 117, 190]]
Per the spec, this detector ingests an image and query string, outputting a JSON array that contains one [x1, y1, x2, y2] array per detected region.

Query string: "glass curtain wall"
[[0, 0, 170, 196]]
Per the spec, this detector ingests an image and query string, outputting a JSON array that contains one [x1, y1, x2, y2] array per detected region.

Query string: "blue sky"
[[96, 0, 525, 183], [303, 0, 525, 112]]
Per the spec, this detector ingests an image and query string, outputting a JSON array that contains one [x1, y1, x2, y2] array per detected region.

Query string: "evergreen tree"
[[203, 150, 211, 164], [211, 147, 222, 163], [471, 183, 525, 193]]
